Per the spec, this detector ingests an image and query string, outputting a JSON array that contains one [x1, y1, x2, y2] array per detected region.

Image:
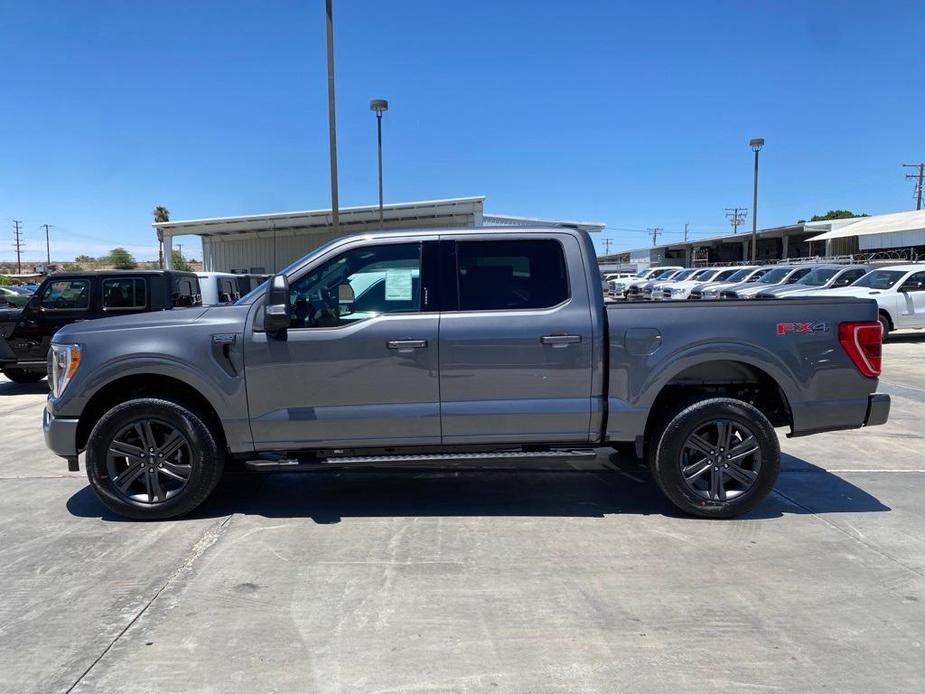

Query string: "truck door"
[[897, 271, 925, 328], [244, 239, 441, 450], [438, 235, 595, 444], [14, 277, 93, 363]]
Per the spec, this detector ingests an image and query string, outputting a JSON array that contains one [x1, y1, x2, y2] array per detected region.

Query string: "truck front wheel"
[[85, 398, 225, 520], [650, 398, 780, 518]]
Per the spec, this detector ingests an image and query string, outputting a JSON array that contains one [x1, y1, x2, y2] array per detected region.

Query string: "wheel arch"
[[76, 373, 227, 453]]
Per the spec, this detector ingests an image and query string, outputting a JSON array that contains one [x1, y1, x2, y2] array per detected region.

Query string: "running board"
[[243, 449, 597, 472]]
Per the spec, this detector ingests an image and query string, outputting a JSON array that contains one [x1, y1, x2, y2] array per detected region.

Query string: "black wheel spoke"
[[710, 466, 726, 501], [159, 431, 185, 460], [159, 461, 191, 482], [686, 434, 715, 457], [682, 458, 712, 482], [725, 464, 757, 486], [109, 440, 145, 459], [115, 461, 145, 492], [716, 420, 732, 452], [727, 435, 758, 461], [149, 470, 165, 502]]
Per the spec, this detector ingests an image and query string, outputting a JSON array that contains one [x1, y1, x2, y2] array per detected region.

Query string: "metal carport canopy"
[[805, 210, 925, 242]]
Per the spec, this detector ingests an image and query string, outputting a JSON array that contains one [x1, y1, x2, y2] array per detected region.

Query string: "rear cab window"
[[455, 239, 569, 311], [102, 278, 147, 310], [172, 276, 202, 307]]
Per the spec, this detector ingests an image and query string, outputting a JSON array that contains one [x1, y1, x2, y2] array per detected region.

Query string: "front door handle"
[[387, 338, 428, 352], [541, 334, 582, 348]]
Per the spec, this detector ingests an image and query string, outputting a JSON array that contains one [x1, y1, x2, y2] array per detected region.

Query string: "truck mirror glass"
[[337, 283, 355, 303], [263, 274, 291, 333]]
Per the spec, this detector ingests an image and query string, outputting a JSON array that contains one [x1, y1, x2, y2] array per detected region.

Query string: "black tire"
[[2, 367, 46, 384], [85, 398, 225, 520], [878, 313, 891, 340], [649, 397, 780, 519]]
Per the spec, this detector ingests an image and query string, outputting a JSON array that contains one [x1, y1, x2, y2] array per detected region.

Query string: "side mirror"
[[337, 283, 355, 303], [263, 274, 291, 333]]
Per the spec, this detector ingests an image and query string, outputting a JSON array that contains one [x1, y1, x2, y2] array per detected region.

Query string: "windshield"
[[691, 269, 715, 281], [797, 268, 840, 286], [653, 269, 677, 279], [852, 270, 906, 289], [671, 269, 697, 281], [725, 268, 753, 282], [759, 268, 791, 284]]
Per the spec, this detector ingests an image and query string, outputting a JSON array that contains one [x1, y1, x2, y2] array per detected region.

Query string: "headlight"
[[671, 288, 685, 295], [49, 343, 81, 398]]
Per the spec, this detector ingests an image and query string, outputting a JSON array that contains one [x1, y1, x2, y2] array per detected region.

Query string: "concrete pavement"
[[1, 333, 923, 692]]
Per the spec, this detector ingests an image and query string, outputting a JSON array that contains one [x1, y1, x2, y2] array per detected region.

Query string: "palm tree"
[[153, 206, 170, 268]]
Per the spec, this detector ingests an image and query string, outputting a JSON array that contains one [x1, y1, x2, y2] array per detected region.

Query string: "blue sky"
[[1, 0, 923, 261]]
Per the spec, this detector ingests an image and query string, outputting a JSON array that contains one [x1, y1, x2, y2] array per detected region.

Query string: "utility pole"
[[176, 243, 183, 261], [12, 220, 24, 274], [647, 227, 663, 247], [684, 223, 689, 242], [903, 163, 925, 210], [41, 224, 52, 265], [724, 207, 748, 234], [601, 238, 613, 255], [325, 0, 340, 236]]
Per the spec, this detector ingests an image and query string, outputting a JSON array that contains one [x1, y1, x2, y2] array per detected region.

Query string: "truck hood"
[[53, 306, 212, 341], [806, 286, 886, 298]]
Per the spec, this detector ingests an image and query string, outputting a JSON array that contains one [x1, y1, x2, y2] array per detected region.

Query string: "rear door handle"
[[541, 334, 582, 347], [387, 338, 428, 352]]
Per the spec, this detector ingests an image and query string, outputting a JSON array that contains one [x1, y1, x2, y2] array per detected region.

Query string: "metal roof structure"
[[805, 210, 925, 242]]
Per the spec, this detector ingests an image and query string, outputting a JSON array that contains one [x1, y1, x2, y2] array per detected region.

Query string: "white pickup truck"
[[805, 264, 925, 336]]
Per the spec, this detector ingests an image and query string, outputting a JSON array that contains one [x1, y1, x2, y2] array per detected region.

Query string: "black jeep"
[[0, 270, 201, 383]]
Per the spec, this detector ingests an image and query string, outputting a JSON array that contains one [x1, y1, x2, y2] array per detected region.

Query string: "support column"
[[163, 234, 173, 270], [781, 234, 789, 259], [742, 240, 749, 262]]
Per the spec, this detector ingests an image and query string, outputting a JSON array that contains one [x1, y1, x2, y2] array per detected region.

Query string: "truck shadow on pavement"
[[0, 379, 48, 395], [66, 452, 890, 523]]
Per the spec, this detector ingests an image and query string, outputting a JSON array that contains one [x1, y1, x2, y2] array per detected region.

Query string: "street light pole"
[[325, 0, 339, 236], [749, 138, 765, 263], [369, 99, 389, 226]]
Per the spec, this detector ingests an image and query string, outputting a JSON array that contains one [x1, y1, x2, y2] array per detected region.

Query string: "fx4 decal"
[[777, 321, 830, 336]]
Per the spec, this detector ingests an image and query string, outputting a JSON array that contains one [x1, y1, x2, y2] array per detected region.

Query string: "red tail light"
[[838, 321, 882, 378]]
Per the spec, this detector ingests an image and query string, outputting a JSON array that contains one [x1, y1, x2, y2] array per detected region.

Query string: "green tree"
[[108, 247, 137, 270], [799, 210, 870, 223], [0, 275, 11, 286], [75, 254, 95, 264], [171, 249, 190, 271]]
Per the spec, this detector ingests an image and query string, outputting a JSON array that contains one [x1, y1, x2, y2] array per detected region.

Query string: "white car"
[[723, 266, 814, 299], [693, 266, 762, 300], [661, 267, 739, 300], [608, 267, 663, 298], [646, 268, 701, 300], [754, 264, 871, 299], [197, 272, 242, 305], [624, 266, 684, 299], [804, 265, 925, 336]]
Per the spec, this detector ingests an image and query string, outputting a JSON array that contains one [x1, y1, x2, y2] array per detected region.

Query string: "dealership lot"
[[1, 335, 923, 692]]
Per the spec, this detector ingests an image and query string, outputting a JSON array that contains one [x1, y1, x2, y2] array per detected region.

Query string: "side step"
[[243, 449, 597, 472]]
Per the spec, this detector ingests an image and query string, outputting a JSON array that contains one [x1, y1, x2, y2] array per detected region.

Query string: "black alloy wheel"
[[106, 419, 193, 504]]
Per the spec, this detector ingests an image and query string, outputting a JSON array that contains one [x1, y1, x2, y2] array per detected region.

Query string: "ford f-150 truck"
[[42, 228, 890, 520]]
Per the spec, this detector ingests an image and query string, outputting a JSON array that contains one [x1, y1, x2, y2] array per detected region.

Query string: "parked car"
[[624, 266, 684, 299], [197, 272, 242, 305], [608, 267, 663, 298], [0, 270, 201, 383], [802, 265, 925, 336], [722, 266, 814, 299], [694, 267, 767, 300], [644, 268, 701, 300], [43, 227, 889, 521], [600, 271, 634, 293], [755, 265, 871, 299], [661, 267, 740, 300], [0, 286, 30, 308]]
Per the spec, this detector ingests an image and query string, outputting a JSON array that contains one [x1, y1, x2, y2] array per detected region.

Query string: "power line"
[[647, 227, 663, 247], [12, 220, 24, 273], [903, 163, 925, 211], [724, 207, 748, 234]]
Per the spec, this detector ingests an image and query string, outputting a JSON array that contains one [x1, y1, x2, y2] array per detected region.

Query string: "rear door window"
[[172, 277, 201, 307], [102, 278, 147, 309], [455, 239, 569, 311]]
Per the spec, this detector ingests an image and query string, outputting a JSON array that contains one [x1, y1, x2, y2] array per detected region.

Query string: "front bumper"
[[43, 403, 80, 462], [865, 393, 890, 427]]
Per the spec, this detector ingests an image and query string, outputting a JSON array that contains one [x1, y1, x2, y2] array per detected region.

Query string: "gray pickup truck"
[[42, 228, 890, 520]]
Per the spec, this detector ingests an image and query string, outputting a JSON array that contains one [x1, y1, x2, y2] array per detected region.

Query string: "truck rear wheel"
[[649, 398, 779, 518], [2, 367, 46, 384], [85, 398, 224, 520]]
